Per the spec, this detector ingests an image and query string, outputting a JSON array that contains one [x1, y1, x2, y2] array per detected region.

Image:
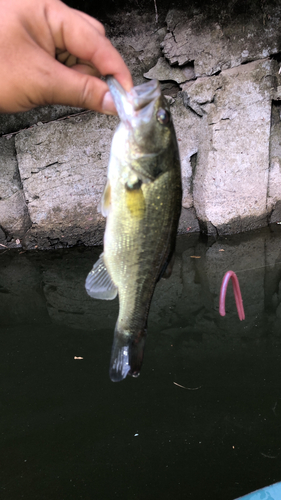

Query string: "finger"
[[46, 1, 133, 91], [56, 50, 100, 76], [71, 9, 106, 36], [40, 57, 117, 114], [71, 63, 100, 77]]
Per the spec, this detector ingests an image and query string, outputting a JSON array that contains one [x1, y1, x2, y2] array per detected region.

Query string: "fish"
[[85, 76, 182, 382]]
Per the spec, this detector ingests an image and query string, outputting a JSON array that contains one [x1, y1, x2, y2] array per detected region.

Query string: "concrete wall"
[[1, 1, 281, 249]]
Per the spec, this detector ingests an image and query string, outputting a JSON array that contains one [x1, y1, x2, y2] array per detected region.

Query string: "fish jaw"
[[106, 77, 134, 123], [107, 76, 178, 168], [106, 76, 161, 128]]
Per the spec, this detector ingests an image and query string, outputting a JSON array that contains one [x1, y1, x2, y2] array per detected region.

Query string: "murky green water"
[[1, 227, 281, 499]]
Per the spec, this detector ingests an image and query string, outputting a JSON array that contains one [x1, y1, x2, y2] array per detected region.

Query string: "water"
[[1, 227, 281, 500]]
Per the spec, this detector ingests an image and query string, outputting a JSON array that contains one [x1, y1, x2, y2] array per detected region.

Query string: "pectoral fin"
[[125, 186, 146, 219], [98, 181, 111, 217], [85, 253, 117, 300]]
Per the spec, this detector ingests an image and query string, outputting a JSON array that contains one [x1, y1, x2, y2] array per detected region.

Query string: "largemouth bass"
[[85, 77, 182, 382]]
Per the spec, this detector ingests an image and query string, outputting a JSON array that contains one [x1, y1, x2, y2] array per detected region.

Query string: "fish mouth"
[[130, 80, 161, 111], [106, 76, 161, 125]]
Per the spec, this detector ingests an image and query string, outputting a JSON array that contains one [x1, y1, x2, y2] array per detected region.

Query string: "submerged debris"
[[219, 270, 245, 321], [173, 382, 202, 390]]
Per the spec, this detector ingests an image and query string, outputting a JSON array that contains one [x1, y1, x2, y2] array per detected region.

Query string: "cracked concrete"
[[15, 112, 118, 249], [191, 59, 275, 234], [161, 4, 281, 76], [0, 136, 31, 245], [268, 102, 281, 223]]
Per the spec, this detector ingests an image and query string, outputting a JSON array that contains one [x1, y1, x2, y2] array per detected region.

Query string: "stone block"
[[161, 4, 281, 76], [178, 207, 199, 234], [0, 105, 82, 136], [186, 59, 276, 234], [170, 96, 201, 210], [15, 112, 118, 249], [109, 12, 167, 85], [144, 57, 195, 84], [268, 102, 281, 221], [0, 136, 31, 244]]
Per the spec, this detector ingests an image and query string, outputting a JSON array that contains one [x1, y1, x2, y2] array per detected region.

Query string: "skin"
[[0, 0, 133, 114]]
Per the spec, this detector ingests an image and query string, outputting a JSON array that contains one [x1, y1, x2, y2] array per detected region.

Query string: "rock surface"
[[1, 1, 281, 248], [15, 112, 117, 249], [0, 105, 82, 136], [0, 136, 31, 246], [161, 4, 281, 75], [170, 96, 201, 210], [190, 59, 275, 234], [144, 57, 195, 84], [268, 102, 281, 223]]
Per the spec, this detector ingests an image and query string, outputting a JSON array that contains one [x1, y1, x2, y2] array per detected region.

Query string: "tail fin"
[[109, 327, 147, 382]]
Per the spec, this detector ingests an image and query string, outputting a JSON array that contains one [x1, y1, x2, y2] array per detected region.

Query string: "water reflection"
[[1, 227, 281, 499]]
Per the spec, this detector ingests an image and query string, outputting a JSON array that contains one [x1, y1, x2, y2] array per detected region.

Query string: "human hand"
[[0, 0, 133, 114]]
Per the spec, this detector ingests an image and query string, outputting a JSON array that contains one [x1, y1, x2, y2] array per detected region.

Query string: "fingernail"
[[102, 91, 117, 115]]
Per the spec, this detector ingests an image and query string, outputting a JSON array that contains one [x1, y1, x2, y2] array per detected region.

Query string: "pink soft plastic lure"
[[219, 271, 245, 321]]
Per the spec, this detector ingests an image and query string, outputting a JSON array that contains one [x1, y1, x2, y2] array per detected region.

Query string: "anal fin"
[[85, 253, 117, 300]]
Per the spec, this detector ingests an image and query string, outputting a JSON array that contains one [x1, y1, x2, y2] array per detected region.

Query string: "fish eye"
[[156, 108, 170, 125]]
